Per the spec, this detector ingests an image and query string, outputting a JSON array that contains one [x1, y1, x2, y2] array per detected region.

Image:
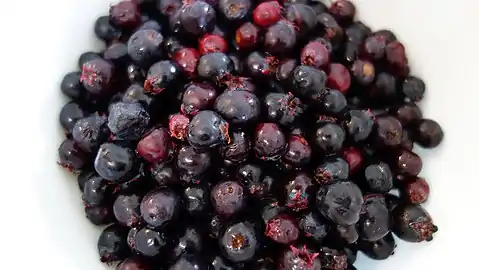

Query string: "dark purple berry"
[[133, 227, 168, 257], [117, 258, 151, 270], [343, 109, 374, 142], [176, 145, 212, 183], [219, 0, 252, 22], [144, 60, 182, 95], [392, 103, 423, 126], [215, 90, 260, 126], [316, 181, 363, 225], [58, 139, 89, 173], [291, 65, 327, 102], [140, 188, 181, 229], [264, 92, 304, 127], [285, 4, 316, 37], [127, 29, 164, 67], [219, 131, 251, 164], [94, 16, 121, 43], [85, 204, 114, 225], [350, 59, 375, 85], [187, 110, 231, 149], [319, 247, 348, 270], [184, 183, 211, 216], [253, 123, 288, 161], [404, 177, 430, 204], [282, 135, 312, 168], [313, 156, 349, 185], [329, 0, 356, 25], [392, 204, 438, 242], [170, 253, 208, 270], [108, 102, 150, 140], [59, 101, 86, 135], [113, 193, 142, 227], [358, 233, 396, 260], [97, 224, 130, 263], [265, 214, 299, 244], [298, 211, 329, 243], [169, 113, 190, 141], [264, 20, 297, 54], [211, 181, 246, 217], [181, 82, 217, 116], [179, 1, 216, 36], [219, 221, 259, 263], [61, 71, 85, 100], [412, 119, 444, 148], [358, 195, 390, 242], [94, 143, 136, 182], [373, 116, 403, 148], [197, 52, 234, 82], [80, 58, 115, 94], [363, 161, 393, 193], [284, 172, 314, 212], [109, 0, 141, 29], [136, 128, 174, 164], [103, 42, 129, 67], [400, 76, 426, 102], [72, 113, 110, 152], [312, 122, 345, 154], [150, 162, 179, 186]]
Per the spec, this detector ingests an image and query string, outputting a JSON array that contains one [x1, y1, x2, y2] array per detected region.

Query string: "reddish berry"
[[199, 34, 228, 55], [265, 214, 299, 244], [405, 177, 430, 204], [327, 63, 351, 94], [173, 48, 200, 78], [350, 59, 375, 85], [301, 41, 330, 69], [385, 41, 409, 77], [109, 0, 140, 29], [235, 22, 261, 50], [80, 58, 115, 94], [329, 0, 356, 25], [362, 34, 388, 60], [278, 245, 321, 270], [253, 1, 282, 28], [137, 128, 175, 163], [342, 147, 363, 174], [169, 113, 190, 141]]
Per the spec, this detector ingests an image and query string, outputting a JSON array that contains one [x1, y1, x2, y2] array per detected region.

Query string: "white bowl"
[[3, 0, 478, 269]]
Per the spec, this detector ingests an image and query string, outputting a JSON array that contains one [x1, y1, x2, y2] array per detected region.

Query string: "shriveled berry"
[[72, 113, 110, 152], [254, 123, 288, 161], [97, 224, 129, 263], [137, 128, 174, 164], [144, 60, 182, 95], [173, 48, 200, 78], [94, 143, 136, 182], [265, 214, 299, 244], [214, 90, 261, 126], [264, 92, 304, 127], [364, 161, 393, 193], [108, 102, 150, 140], [278, 245, 321, 270], [301, 41, 330, 69], [404, 177, 430, 204], [392, 204, 438, 242], [199, 34, 228, 55], [327, 63, 351, 94], [109, 0, 141, 29], [113, 193, 142, 227], [412, 119, 444, 148], [140, 188, 180, 229], [188, 110, 231, 149], [58, 139, 89, 173], [169, 113, 190, 141], [80, 58, 115, 94], [298, 211, 329, 243], [211, 181, 246, 217], [253, 1, 282, 28], [284, 172, 313, 211], [219, 131, 251, 163], [219, 221, 259, 263], [316, 181, 363, 225], [314, 156, 349, 185]]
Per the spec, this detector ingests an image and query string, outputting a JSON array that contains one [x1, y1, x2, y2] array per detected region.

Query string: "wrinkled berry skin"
[[176, 145, 211, 183], [358, 195, 390, 242], [140, 188, 181, 229], [169, 113, 190, 141], [80, 58, 115, 94], [284, 172, 314, 212], [316, 181, 363, 225], [214, 90, 261, 127], [265, 214, 299, 244], [179, 1, 216, 36], [58, 139, 89, 173], [211, 181, 246, 217], [298, 211, 330, 243], [108, 102, 150, 140], [253, 123, 288, 161], [72, 113, 110, 152], [363, 162, 393, 193], [278, 245, 321, 270], [127, 29, 163, 67], [94, 143, 136, 182], [219, 221, 259, 263], [181, 82, 217, 116], [188, 110, 231, 149], [314, 156, 349, 185], [197, 52, 234, 82], [404, 177, 430, 204], [144, 60, 182, 95], [97, 224, 130, 263], [264, 92, 304, 127], [392, 204, 438, 242], [136, 128, 174, 164], [184, 183, 211, 216], [219, 131, 251, 163], [359, 233, 396, 260]]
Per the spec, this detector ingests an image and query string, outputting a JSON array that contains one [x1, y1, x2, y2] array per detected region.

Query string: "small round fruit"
[[211, 181, 246, 217], [58, 139, 89, 173], [80, 58, 115, 94], [187, 110, 231, 149], [214, 90, 261, 126], [136, 128, 174, 164], [278, 245, 321, 270], [113, 193, 142, 227], [265, 214, 299, 244], [316, 181, 363, 225], [133, 227, 167, 257], [358, 195, 390, 242], [392, 204, 438, 242], [97, 224, 129, 263], [219, 221, 259, 263], [94, 143, 135, 182], [253, 123, 287, 161], [140, 188, 181, 229], [412, 119, 444, 148]]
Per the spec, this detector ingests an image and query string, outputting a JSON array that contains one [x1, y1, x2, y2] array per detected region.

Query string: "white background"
[[0, 0, 478, 269]]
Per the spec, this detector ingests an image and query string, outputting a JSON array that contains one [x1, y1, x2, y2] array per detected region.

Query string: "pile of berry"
[[57, 0, 444, 269]]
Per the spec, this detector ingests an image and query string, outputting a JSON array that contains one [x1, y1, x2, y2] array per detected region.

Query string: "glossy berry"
[[285, 4, 317, 37], [389, 148, 422, 176], [385, 41, 409, 77], [359, 233, 396, 260], [275, 59, 298, 83], [404, 177, 430, 204], [358, 195, 390, 241], [144, 60, 182, 95], [343, 109, 374, 142], [301, 41, 330, 69], [80, 58, 115, 94], [316, 181, 363, 225], [392, 103, 423, 126], [312, 122, 345, 154], [83, 176, 112, 207], [127, 29, 164, 67], [122, 84, 153, 107], [253, 1, 282, 28], [327, 63, 351, 94], [184, 183, 211, 216], [219, 221, 259, 263], [150, 162, 179, 186], [58, 139, 89, 173], [181, 82, 217, 116], [265, 214, 299, 244], [245, 51, 277, 77], [97, 224, 129, 263], [284, 173, 313, 211], [298, 211, 329, 243], [188, 110, 230, 149], [72, 113, 110, 152], [282, 135, 312, 168], [199, 34, 228, 55], [136, 128, 174, 164], [322, 89, 347, 115], [254, 123, 287, 161], [400, 76, 426, 102], [214, 90, 261, 126], [179, 1, 216, 36], [264, 20, 297, 54], [176, 145, 211, 183], [219, 131, 251, 163], [313, 156, 349, 185], [169, 113, 190, 141], [113, 193, 142, 227], [237, 163, 269, 197], [108, 102, 150, 140], [85, 204, 114, 225], [59, 102, 85, 136], [197, 52, 234, 82], [94, 143, 136, 182], [364, 162, 393, 193], [94, 16, 121, 42], [290, 65, 328, 102], [172, 48, 200, 79], [60, 71, 85, 100], [373, 116, 403, 148], [109, 1, 140, 29], [140, 188, 180, 229], [392, 204, 438, 242], [316, 13, 343, 50], [126, 63, 145, 83], [171, 227, 203, 259], [133, 227, 167, 257], [117, 258, 151, 270], [278, 245, 321, 270], [77, 169, 96, 191], [211, 181, 246, 217], [350, 59, 375, 85], [412, 119, 444, 148], [319, 247, 348, 270], [170, 253, 208, 270], [103, 42, 129, 67], [264, 92, 304, 127], [329, 0, 356, 25], [218, 0, 252, 22], [235, 22, 261, 51]]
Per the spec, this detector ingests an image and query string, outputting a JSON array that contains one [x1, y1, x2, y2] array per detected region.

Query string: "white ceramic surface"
[[1, 0, 478, 269]]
